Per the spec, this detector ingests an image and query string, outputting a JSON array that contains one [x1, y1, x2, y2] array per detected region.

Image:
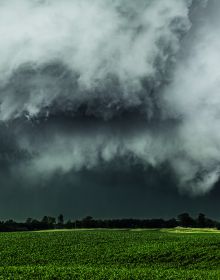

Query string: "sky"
[[0, 0, 220, 220]]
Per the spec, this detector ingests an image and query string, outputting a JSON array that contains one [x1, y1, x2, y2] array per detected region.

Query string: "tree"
[[177, 213, 195, 227], [82, 216, 94, 228], [41, 216, 56, 229], [65, 220, 73, 229], [26, 218, 33, 224], [166, 218, 178, 228], [58, 214, 64, 225], [197, 213, 206, 228]]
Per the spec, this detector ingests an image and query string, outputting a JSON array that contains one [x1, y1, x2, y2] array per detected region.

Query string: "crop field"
[[0, 229, 219, 279]]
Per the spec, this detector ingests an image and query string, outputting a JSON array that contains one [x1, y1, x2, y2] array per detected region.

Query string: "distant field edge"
[[34, 227, 220, 233]]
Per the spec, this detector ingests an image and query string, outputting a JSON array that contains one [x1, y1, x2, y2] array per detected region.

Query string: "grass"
[[162, 227, 220, 234], [0, 229, 219, 279]]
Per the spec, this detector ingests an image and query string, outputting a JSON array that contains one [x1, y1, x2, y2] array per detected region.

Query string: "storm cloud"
[[0, 0, 220, 204]]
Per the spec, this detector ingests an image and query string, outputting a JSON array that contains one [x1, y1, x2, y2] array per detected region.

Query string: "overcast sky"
[[0, 0, 220, 220]]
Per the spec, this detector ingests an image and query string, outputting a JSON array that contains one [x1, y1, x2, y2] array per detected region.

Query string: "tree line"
[[0, 213, 219, 232]]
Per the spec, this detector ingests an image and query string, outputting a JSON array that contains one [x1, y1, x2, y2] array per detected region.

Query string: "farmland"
[[0, 229, 219, 279]]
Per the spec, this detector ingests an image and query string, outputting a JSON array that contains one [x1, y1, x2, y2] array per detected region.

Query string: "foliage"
[[0, 213, 219, 232], [0, 229, 219, 279]]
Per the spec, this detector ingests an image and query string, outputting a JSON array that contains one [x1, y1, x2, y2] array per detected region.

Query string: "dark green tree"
[[197, 213, 206, 228], [58, 214, 64, 225], [178, 213, 195, 227], [41, 216, 56, 229], [26, 218, 33, 224], [65, 220, 73, 229], [82, 216, 94, 228]]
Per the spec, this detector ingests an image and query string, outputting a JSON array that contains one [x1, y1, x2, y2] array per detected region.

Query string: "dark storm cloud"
[[1, 166, 220, 221], [0, 0, 220, 219]]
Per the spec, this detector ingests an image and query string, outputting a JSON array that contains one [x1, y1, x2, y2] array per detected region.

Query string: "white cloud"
[[0, 0, 191, 120]]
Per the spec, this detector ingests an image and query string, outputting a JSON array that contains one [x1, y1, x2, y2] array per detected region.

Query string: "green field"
[[0, 229, 219, 279]]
